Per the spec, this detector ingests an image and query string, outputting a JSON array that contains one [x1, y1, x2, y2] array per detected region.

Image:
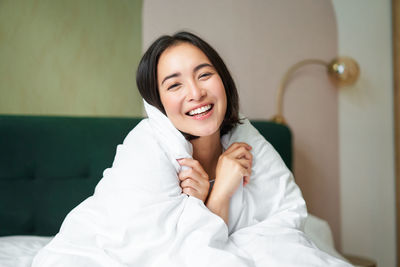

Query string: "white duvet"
[[32, 102, 353, 267]]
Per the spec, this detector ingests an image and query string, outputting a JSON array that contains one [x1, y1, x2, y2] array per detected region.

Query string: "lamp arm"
[[273, 59, 328, 124]]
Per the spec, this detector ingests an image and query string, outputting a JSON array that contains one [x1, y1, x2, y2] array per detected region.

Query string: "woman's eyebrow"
[[161, 72, 181, 85], [193, 63, 213, 72]]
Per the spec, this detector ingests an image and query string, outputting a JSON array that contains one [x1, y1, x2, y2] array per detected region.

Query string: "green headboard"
[[0, 115, 292, 237]]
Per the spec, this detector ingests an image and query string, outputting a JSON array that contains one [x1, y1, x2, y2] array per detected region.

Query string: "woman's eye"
[[168, 83, 181, 90], [199, 72, 212, 79]]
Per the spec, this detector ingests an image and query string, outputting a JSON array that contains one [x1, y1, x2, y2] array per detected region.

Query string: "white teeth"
[[188, 104, 212, 116]]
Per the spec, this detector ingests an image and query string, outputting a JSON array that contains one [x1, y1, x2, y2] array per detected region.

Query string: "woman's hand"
[[212, 142, 253, 200], [177, 158, 210, 203], [205, 142, 252, 224]]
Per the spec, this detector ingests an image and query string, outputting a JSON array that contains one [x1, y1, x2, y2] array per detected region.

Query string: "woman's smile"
[[186, 103, 214, 119]]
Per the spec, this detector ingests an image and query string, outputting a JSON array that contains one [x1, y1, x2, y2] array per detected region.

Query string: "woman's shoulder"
[[96, 118, 180, 195], [111, 119, 172, 168], [122, 119, 168, 152], [122, 119, 155, 146]]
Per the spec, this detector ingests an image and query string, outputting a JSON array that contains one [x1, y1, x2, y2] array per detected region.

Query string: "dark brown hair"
[[136, 31, 240, 139]]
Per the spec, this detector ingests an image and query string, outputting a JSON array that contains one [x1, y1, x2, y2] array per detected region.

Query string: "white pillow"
[[0, 235, 52, 267], [304, 214, 348, 262]]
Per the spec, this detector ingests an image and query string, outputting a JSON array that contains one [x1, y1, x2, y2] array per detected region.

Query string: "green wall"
[[0, 0, 143, 117]]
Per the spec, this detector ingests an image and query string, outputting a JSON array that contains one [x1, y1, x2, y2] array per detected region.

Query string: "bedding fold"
[[32, 101, 352, 267]]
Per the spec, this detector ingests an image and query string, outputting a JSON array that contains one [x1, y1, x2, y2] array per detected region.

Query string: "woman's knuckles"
[[183, 187, 195, 195], [186, 168, 195, 176], [193, 160, 201, 167]]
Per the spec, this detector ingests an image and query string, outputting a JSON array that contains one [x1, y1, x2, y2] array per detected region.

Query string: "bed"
[[0, 115, 349, 266]]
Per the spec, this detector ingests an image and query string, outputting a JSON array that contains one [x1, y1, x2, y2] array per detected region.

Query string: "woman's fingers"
[[178, 167, 207, 183], [238, 157, 251, 166], [177, 158, 210, 202], [237, 159, 252, 173], [229, 146, 253, 161], [180, 176, 209, 201], [178, 158, 208, 180], [179, 171, 210, 191], [180, 177, 199, 188], [177, 144, 253, 202], [182, 186, 199, 196], [224, 142, 252, 154]]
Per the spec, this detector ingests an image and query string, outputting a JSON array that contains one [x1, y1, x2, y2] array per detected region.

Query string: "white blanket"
[[32, 102, 352, 267]]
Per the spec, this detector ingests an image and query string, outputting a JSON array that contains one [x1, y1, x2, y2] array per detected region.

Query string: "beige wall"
[[0, 0, 143, 117], [333, 0, 396, 266], [143, 0, 341, 247]]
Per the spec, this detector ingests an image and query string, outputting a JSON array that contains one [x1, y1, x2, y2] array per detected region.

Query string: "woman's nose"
[[187, 82, 206, 101]]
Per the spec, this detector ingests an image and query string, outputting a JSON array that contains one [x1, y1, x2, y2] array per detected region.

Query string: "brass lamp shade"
[[327, 57, 360, 87], [271, 56, 360, 125]]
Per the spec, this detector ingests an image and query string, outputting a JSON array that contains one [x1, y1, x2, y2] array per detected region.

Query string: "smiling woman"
[[136, 32, 249, 219], [32, 32, 352, 267]]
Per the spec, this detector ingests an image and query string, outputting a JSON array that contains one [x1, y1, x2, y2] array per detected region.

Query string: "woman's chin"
[[185, 127, 220, 138]]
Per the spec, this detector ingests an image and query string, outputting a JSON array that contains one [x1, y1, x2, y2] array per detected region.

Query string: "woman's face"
[[157, 42, 227, 137]]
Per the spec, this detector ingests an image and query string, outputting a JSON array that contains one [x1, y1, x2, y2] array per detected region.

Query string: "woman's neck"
[[190, 131, 222, 180]]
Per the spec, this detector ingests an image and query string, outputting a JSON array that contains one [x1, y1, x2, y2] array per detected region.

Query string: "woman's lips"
[[189, 104, 214, 120], [186, 104, 213, 116]]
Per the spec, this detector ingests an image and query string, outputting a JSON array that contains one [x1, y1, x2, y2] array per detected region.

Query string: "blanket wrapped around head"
[[32, 101, 352, 267]]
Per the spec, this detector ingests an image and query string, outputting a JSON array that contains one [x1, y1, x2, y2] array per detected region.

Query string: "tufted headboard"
[[0, 115, 292, 237]]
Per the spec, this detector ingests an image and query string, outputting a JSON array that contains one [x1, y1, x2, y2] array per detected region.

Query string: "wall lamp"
[[271, 57, 360, 124]]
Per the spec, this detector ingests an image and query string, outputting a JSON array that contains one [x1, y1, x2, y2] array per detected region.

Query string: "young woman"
[[137, 32, 252, 225], [33, 32, 352, 267]]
